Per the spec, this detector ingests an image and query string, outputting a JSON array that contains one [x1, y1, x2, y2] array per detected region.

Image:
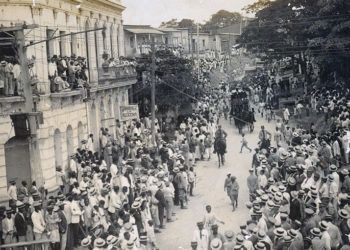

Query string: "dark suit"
[[57, 210, 67, 234], [15, 213, 27, 237], [155, 189, 167, 227]]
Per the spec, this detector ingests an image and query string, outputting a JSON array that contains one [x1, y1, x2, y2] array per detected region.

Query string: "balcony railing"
[[97, 65, 137, 84]]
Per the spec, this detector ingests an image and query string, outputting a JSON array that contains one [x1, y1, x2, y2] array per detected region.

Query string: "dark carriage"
[[230, 90, 255, 134]]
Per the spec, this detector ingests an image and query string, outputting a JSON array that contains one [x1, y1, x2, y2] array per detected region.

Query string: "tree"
[[243, 0, 273, 13], [239, 0, 350, 82], [178, 19, 196, 29], [134, 49, 201, 117], [159, 19, 179, 28], [202, 10, 242, 32]]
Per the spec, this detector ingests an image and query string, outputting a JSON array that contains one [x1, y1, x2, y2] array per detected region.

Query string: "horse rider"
[[215, 125, 227, 141]]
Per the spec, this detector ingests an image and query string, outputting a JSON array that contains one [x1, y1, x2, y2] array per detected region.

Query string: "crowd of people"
[[188, 106, 350, 249], [1, 80, 230, 250], [48, 54, 89, 93], [0, 56, 22, 97]]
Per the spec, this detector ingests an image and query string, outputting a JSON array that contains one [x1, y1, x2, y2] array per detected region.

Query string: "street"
[[157, 112, 277, 249]]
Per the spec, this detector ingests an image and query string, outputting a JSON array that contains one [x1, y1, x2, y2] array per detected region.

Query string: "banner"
[[120, 105, 139, 121]]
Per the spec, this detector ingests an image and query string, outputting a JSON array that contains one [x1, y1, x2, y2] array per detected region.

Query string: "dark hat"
[[196, 221, 204, 227]]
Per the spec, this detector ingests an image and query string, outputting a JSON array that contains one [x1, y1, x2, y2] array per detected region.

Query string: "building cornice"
[[0, 0, 125, 19]]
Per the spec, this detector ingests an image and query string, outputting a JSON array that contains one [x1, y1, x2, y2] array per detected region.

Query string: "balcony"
[[97, 65, 137, 86]]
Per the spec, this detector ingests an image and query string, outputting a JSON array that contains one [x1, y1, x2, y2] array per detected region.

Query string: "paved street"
[[157, 113, 277, 249]]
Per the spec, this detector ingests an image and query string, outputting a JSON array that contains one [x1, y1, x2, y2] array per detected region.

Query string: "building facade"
[[123, 25, 165, 58], [158, 28, 191, 54], [0, 0, 136, 201]]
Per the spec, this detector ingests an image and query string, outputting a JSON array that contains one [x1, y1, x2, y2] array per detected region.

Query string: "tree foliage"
[[178, 19, 196, 29], [135, 50, 200, 115], [160, 18, 179, 28], [202, 10, 242, 31], [239, 0, 350, 81]]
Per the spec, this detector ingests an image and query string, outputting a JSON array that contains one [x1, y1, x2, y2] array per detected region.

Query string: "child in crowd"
[[240, 133, 252, 153]]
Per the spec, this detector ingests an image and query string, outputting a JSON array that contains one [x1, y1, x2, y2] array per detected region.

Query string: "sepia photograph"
[[0, 0, 349, 249]]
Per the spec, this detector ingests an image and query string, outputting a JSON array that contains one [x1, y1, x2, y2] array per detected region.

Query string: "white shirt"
[[192, 228, 209, 250], [70, 159, 77, 173], [110, 164, 118, 178], [70, 201, 82, 224], [31, 210, 46, 233], [2, 217, 15, 238], [48, 62, 57, 77], [12, 64, 21, 79], [108, 191, 121, 213], [8, 185, 17, 200]]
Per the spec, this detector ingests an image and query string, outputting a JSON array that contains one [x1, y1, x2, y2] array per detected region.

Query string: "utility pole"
[[197, 23, 200, 82], [15, 25, 44, 187], [190, 27, 194, 59], [150, 36, 156, 146]]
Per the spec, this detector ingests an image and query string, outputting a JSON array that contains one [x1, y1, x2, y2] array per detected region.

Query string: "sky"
[[122, 0, 256, 27]]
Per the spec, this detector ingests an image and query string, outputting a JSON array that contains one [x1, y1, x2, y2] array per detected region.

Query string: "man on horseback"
[[213, 125, 227, 167], [214, 125, 227, 141]]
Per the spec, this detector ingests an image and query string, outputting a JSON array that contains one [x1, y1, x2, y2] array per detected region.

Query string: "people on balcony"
[[99, 56, 136, 79], [48, 54, 89, 93], [0, 57, 22, 97]]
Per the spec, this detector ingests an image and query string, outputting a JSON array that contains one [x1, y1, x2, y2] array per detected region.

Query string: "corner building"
[[0, 0, 136, 200]]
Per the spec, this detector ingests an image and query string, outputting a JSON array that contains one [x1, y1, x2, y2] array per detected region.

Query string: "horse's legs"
[[222, 154, 225, 165], [217, 153, 221, 168]]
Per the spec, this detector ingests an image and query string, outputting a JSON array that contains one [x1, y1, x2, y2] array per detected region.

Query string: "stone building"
[[0, 0, 136, 201]]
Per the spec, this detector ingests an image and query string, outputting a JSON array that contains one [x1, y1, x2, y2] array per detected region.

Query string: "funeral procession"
[[0, 0, 350, 249]]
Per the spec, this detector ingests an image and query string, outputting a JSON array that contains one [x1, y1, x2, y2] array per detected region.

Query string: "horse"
[[214, 137, 226, 167]]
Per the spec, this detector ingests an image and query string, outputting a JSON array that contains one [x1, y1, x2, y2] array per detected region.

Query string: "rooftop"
[[124, 25, 165, 35]]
